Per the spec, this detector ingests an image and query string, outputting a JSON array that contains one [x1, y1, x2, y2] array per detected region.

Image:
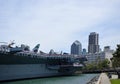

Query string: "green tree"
[[101, 59, 110, 68], [84, 59, 110, 70], [85, 63, 97, 70], [112, 44, 120, 67], [112, 44, 120, 78]]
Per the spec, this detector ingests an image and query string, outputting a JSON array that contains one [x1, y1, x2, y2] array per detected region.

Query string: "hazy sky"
[[0, 0, 120, 53]]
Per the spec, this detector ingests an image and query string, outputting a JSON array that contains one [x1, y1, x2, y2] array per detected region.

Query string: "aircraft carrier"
[[0, 42, 87, 81]]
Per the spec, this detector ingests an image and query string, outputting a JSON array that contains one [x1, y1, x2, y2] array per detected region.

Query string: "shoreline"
[[87, 73, 112, 84], [87, 74, 100, 84]]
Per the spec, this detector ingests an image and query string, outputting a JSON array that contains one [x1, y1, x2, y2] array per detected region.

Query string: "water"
[[1, 74, 99, 84]]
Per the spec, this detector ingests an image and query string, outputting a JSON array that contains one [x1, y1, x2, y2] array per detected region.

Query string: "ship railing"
[[59, 64, 83, 67], [14, 52, 86, 61]]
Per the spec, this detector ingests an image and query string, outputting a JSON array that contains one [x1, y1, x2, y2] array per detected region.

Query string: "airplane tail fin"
[[32, 44, 40, 53]]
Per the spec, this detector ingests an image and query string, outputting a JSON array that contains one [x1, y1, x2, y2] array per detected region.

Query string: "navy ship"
[[0, 41, 87, 81]]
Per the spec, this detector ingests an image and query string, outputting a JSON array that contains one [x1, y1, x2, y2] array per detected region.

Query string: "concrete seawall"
[[87, 74, 100, 84], [96, 73, 111, 84]]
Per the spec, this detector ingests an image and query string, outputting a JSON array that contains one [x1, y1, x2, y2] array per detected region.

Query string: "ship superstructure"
[[0, 42, 87, 81]]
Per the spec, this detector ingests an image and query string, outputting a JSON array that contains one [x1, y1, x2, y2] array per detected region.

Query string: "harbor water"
[[1, 74, 99, 84]]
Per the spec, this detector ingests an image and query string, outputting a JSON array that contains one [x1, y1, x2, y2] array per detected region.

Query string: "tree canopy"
[[112, 44, 120, 67], [85, 59, 109, 70]]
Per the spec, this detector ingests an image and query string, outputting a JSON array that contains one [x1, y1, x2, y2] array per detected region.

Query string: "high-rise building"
[[88, 32, 99, 53], [104, 46, 110, 52], [82, 48, 87, 55], [71, 40, 82, 55]]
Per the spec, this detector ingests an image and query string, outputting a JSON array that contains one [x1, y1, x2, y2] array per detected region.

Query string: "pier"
[[82, 68, 120, 74]]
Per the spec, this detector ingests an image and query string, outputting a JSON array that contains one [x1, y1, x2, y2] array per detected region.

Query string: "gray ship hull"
[[0, 49, 86, 81], [0, 64, 69, 81]]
